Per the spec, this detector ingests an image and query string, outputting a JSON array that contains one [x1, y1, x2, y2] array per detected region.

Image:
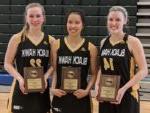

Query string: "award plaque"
[[99, 75, 120, 102], [24, 67, 45, 93], [61, 66, 81, 92]]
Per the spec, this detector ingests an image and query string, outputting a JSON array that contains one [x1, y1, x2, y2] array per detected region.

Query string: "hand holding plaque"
[[24, 67, 45, 93], [61, 67, 81, 92], [98, 75, 120, 102]]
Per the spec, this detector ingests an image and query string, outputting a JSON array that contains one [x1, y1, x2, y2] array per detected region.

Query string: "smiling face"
[[107, 11, 127, 35], [66, 13, 84, 37], [25, 7, 44, 29]]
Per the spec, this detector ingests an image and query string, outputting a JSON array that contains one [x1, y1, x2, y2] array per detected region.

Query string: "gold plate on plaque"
[[99, 75, 120, 102], [61, 66, 81, 92]]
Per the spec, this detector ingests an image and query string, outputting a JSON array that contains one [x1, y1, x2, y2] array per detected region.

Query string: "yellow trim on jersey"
[[64, 37, 85, 53], [48, 35, 55, 43], [130, 57, 139, 101], [88, 42, 93, 51], [131, 90, 139, 102], [14, 33, 22, 43], [58, 39, 60, 49], [109, 39, 125, 46], [27, 32, 44, 46]]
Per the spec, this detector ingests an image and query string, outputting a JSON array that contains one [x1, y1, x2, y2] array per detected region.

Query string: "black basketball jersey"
[[12, 34, 51, 113], [15, 33, 50, 76], [56, 38, 90, 89], [99, 34, 138, 91]]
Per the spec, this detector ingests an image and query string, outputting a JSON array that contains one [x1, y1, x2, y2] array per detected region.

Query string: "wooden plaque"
[[61, 66, 81, 92], [24, 67, 45, 93], [99, 75, 120, 102]]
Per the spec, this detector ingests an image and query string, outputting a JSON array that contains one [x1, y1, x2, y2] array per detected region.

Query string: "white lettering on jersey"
[[22, 49, 36, 57], [37, 49, 49, 57], [58, 56, 88, 65], [58, 56, 72, 64], [21, 49, 49, 57], [13, 105, 23, 110], [72, 56, 88, 65], [101, 49, 125, 57]]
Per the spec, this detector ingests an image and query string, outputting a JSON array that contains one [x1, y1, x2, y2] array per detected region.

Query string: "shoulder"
[[128, 35, 142, 47], [83, 37, 96, 50], [6, 33, 22, 51], [100, 38, 107, 48], [88, 42, 96, 50], [88, 42, 97, 54], [9, 33, 22, 45], [128, 35, 141, 44], [52, 38, 60, 51], [127, 35, 143, 52], [48, 35, 56, 45]]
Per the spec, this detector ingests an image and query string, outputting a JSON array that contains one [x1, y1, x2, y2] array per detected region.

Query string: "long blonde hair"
[[21, 3, 46, 38]]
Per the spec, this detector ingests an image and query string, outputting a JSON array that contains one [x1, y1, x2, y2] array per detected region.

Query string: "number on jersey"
[[103, 58, 114, 70]]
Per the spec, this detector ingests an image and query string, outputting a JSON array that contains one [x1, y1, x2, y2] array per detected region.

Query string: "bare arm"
[[73, 42, 98, 99], [51, 39, 66, 97], [95, 38, 106, 90], [86, 42, 98, 92], [4, 34, 23, 82], [51, 39, 59, 89], [115, 36, 148, 104], [44, 35, 55, 80], [95, 68, 101, 91], [4, 34, 25, 93], [122, 36, 148, 91]]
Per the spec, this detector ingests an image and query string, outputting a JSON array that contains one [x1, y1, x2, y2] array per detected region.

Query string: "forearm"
[[44, 66, 54, 80], [122, 69, 148, 91], [51, 71, 57, 89], [86, 74, 97, 92], [95, 69, 101, 87], [4, 63, 23, 81]]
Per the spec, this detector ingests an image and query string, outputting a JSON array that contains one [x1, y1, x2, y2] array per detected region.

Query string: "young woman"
[[96, 6, 148, 113], [4, 3, 55, 113], [51, 9, 98, 113]]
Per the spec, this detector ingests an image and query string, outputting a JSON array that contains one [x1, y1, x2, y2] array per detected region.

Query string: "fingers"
[[51, 89, 67, 97], [20, 85, 27, 94], [110, 101, 118, 104], [44, 76, 48, 89], [56, 90, 66, 97], [18, 78, 27, 94], [110, 90, 123, 104], [73, 89, 89, 99], [45, 81, 48, 89], [115, 93, 122, 104], [52, 89, 90, 99], [97, 91, 123, 104]]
